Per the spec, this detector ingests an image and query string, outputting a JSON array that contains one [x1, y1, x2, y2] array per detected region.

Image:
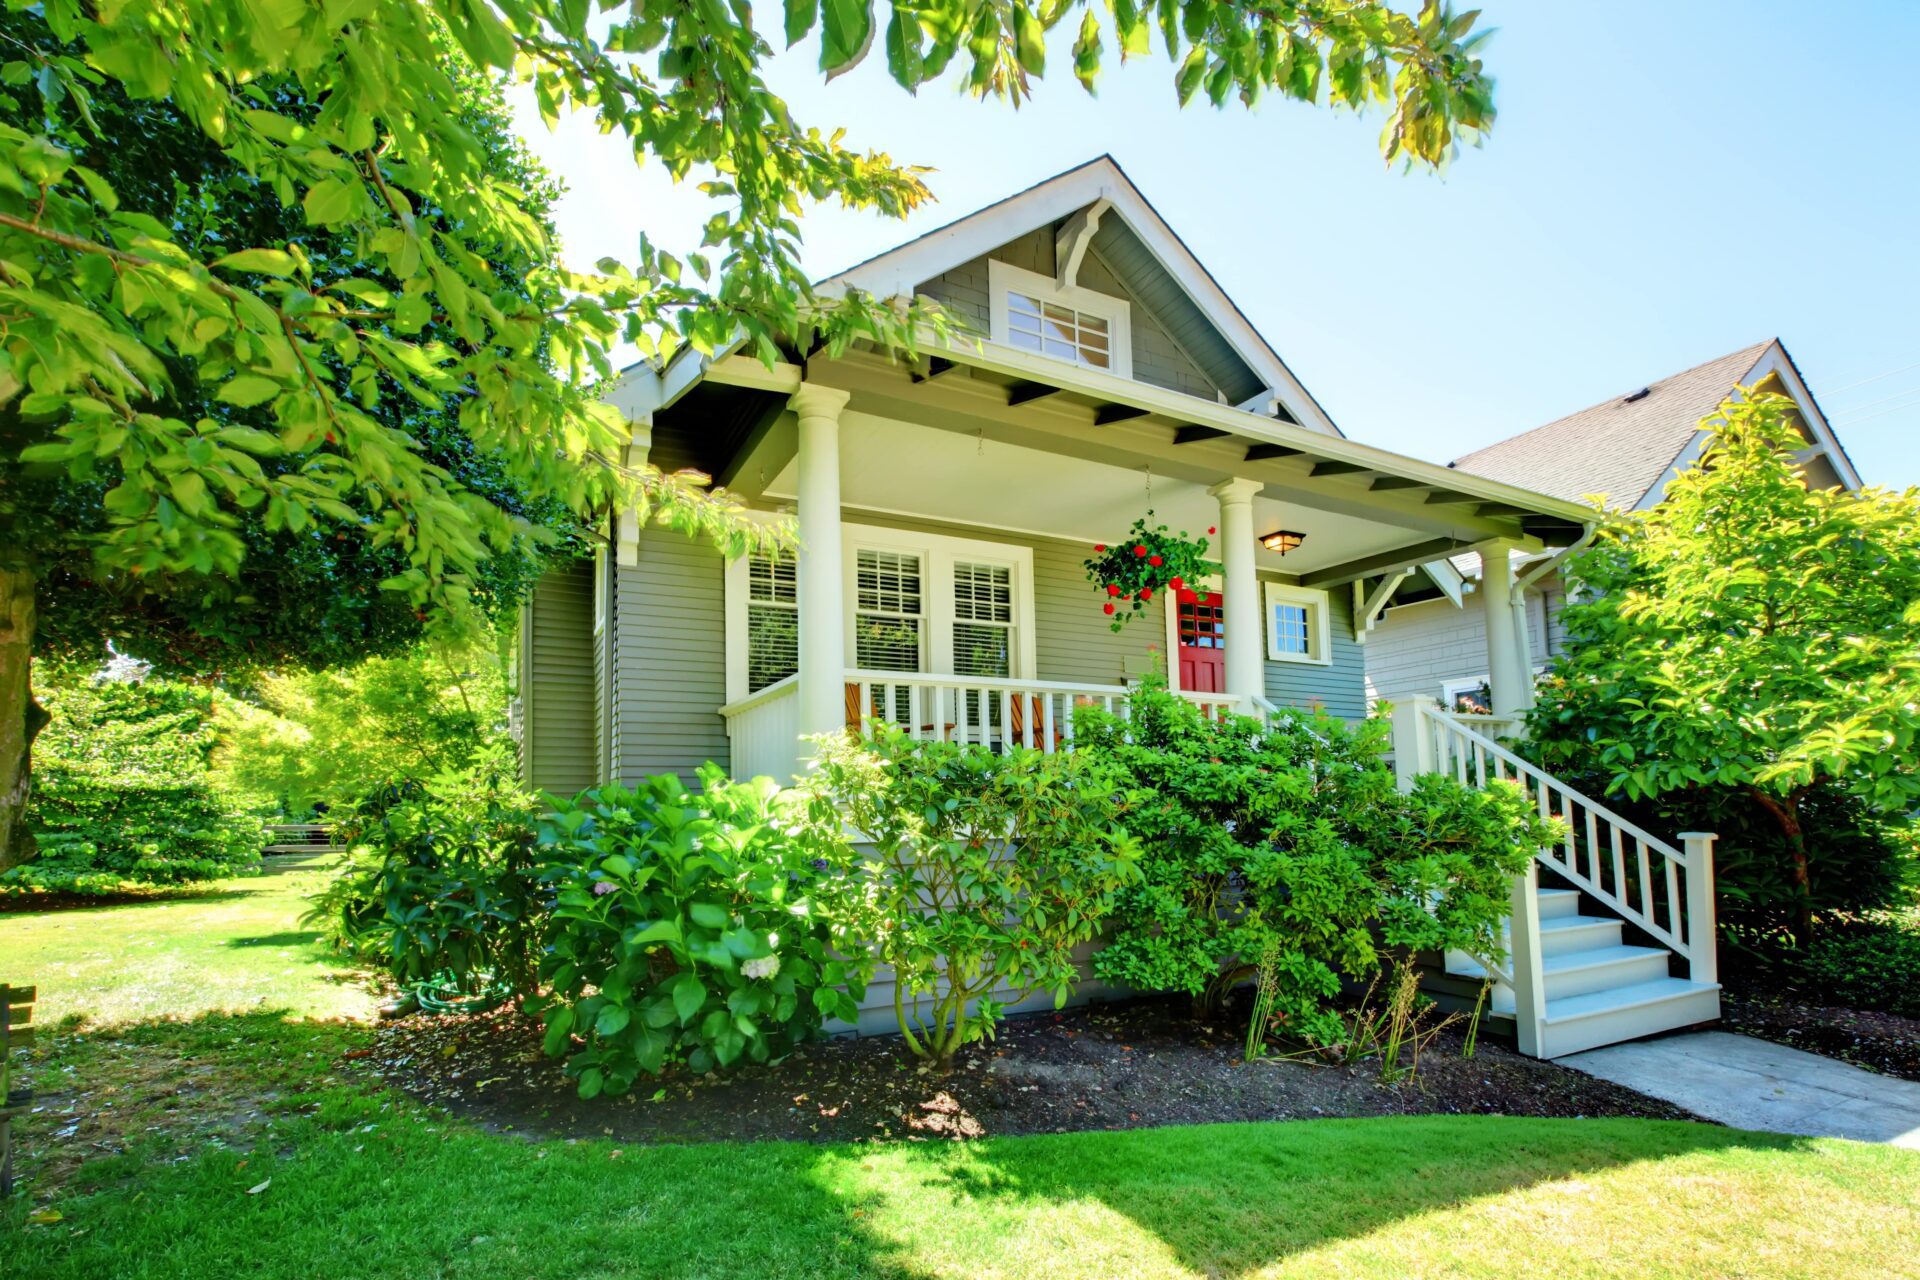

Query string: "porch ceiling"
[[760, 413, 1427, 579]]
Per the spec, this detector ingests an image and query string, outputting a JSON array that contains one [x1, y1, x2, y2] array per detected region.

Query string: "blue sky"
[[508, 0, 1920, 489]]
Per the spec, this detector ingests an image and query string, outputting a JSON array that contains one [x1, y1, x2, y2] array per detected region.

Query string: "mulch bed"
[[1721, 990, 1920, 1082], [367, 995, 1699, 1145]]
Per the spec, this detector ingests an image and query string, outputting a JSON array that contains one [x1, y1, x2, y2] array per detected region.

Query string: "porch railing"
[[719, 670, 1253, 781], [1392, 695, 1717, 1054]]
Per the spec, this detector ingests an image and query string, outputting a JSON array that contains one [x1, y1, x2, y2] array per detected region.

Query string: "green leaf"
[[688, 901, 729, 929], [596, 1004, 631, 1036], [672, 973, 708, 1023], [302, 178, 360, 226], [212, 249, 298, 277], [216, 375, 282, 408], [819, 0, 874, 75], [784, 0, 818, 47]]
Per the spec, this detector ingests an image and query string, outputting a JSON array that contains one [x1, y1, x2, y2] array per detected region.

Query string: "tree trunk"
[[1748, 786, 1813, 943], [0, 564, 45, 874]]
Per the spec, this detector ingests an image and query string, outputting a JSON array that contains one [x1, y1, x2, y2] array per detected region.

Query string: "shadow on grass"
[[0, 886, 258, 915], [829, 1116, 1826, 1277], [227, 930, 325, 948]]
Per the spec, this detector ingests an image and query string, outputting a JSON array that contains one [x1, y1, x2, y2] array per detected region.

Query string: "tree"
[[1, 0, 1498, 871], [1529, 391, 1920, 941]]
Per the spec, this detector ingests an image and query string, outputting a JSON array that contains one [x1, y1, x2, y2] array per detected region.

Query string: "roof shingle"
[[1449, 341, 1774, 510]]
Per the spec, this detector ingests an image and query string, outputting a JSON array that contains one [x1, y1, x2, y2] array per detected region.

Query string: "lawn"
[[4, 865, 1918, 1279]]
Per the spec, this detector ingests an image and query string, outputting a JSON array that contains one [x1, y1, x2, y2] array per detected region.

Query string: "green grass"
[[4, 858, 1919, 1278], [0, 856, 377, 1026]]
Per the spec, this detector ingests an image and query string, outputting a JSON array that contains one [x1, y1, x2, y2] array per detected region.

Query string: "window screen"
[[952, 562, 1012, 679], [1272, 602, 1312, 656], [854, 549, 923, 672], [1006, 291, 1111, 370], [746, 552, 798, 692]]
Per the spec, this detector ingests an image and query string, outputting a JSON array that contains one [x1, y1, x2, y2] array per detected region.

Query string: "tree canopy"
[[0, 0, 1498, 869], [1529, 391, 1920, 938]]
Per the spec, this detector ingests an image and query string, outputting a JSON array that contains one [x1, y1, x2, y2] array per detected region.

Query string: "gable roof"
[[1449, 339, 1863, 512], [819, 155, 1343, 437], [1449, 342, 1775, 510]]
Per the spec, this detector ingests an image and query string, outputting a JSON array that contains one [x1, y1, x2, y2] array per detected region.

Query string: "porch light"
[[1259, 529, 1306, 555]]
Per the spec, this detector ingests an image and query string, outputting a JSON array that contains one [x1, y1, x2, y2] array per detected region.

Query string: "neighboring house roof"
[[819, 155, 1344, 437], [1448, 338, 1861, 511]]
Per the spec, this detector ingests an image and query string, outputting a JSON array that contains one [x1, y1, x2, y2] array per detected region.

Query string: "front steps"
[[1438, 887, 1721, 1059]]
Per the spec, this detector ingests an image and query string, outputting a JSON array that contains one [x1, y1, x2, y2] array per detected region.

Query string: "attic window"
[[987, 260, 1132, 379]]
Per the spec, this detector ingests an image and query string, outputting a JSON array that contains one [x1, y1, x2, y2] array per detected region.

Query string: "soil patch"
[[1721, 990, 1920, 1082], [368, 995, 1700, 1145]]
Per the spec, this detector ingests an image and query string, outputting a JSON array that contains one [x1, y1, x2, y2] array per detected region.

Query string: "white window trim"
[[843, 523, 1037, 680], [1263, 582, 1332, 666], [987, 259, 1133, 380], [722, 519, 1038, 703], [592, 545, 608, 636]]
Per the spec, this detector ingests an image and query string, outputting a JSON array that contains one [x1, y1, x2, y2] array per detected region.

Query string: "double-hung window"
[[744, 551, 798, 693], [988, 261, 1132, 379]]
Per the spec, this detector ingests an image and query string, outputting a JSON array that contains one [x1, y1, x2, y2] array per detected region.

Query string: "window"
[[1442, 676, 1493, 715], [952, 562, 1013, 679], [1263, 582, 1331, 665], [988, 260, 1132, 379], [745, 552, 798, 692], [854, 549, 925, 673]]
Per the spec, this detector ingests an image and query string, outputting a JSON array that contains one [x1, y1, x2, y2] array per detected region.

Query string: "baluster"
[[1062, 695, 1078, 750], [1474, 743, 1487, 788], [1609, 825, 1627, 910], [954, 682, 970, 744], [1637, 838, 1655, 922], [859, 681, 874, 736], [1040, 692, 1055, 753], [1664, 853, 1682, 939], [1584, 807, 1601, 891]]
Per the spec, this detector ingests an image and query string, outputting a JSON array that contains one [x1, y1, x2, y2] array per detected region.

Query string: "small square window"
[[1263, 584, 1330, 665]]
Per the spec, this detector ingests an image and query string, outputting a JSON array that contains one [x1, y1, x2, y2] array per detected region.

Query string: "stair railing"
[[1393, 696, 1718, 993]]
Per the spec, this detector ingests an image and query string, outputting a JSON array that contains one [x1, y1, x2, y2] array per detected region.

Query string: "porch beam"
[[706, 353, 804, 395], [1174, 425, 1231, 445], [1300, 537, 1470, 588], [1422, 490, 1478, 505], [1242, 443, 1302, 462], [1094, 403, 1151, 426], [1370, 476, 1428, 491], [1310, 460, 1371, 478]]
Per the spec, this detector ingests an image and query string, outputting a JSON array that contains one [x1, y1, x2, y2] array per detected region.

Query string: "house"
[[510, 156, 1720, 1058], [1363, 339, 1862, 716]]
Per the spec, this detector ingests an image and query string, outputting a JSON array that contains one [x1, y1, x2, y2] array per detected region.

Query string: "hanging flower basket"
[[1084, 512, 1220, 632]]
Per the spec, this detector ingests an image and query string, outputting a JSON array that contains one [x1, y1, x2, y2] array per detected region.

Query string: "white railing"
[[718, 674, 802, 781], [1405, 694, 1720, 974], [722, 671, 1258, 780]]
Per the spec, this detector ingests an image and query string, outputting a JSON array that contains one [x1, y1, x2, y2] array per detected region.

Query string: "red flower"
[[1139, 589, 1153, 602], [1106, 584, 1122, 597], [1134, 545, 1149, 557], [1170, 576, 1184, 591], [1103, 602, 1116, 615], [1095, 544, 1106, 552], [1148, 555, 1163, 567], [1207, 526, 1216, 535]]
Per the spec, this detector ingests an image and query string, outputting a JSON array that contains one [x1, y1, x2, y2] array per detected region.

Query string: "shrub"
[[1076, 681, 1552, 1047], [800, 730, 1139, 1067], [535, 769, 862, 1095], [7, 677, 266, 894], [1794, 915, 1920, 1019], [309, 745, 545, 994]]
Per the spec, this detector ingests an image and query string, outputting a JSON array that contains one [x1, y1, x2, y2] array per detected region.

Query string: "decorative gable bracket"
[[1054, 197, 1112, 290], [1352, 569, 1412, 643]]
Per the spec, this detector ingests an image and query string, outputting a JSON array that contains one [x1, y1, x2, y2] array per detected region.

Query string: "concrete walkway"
[[1564, 1031, 1920, 1147]]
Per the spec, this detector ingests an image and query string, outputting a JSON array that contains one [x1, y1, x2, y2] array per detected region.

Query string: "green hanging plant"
[[1083, 512, 1220, 632]]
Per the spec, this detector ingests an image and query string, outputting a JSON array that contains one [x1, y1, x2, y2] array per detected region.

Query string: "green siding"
[[915, 228, 1223, 402], [612, 529, 728, 785], [520, 561, 598, 797], [1263, 584, 1367, 720]]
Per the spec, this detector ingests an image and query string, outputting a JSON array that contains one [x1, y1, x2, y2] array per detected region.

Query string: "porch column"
[[792, 383, 851, 742], [1209, 477, 1266, 711], [1479, 541, 1530, 720]]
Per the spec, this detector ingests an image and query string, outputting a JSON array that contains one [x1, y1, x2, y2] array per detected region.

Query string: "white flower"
[[741, 955, 780, 981]]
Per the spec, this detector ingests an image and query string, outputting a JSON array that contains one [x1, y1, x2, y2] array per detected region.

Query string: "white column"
[[1209, 477, 1266, 711], [791, 383, 851, 741], [614, 416, 653, 567], [1479, 541, 1529, 721], [1509, 574, 1536, 715]]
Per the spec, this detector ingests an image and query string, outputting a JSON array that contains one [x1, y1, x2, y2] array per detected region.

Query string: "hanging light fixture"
[[1260, 528, 1306, 555]]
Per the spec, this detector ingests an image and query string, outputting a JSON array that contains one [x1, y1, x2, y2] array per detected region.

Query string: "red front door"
[[1175, 588, 1226, 694]]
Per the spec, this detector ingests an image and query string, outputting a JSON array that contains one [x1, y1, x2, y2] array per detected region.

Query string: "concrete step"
[[1450, 943, 1675, 1010], [1536, 977, 1722, 1059]]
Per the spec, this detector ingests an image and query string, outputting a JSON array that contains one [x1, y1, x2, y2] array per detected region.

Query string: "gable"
[[821, 156, 1339, 435]]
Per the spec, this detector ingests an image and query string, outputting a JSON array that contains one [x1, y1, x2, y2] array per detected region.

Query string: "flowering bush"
[[1076, 681, 1557, 1047], [535, 769, 863, 1096], [799, 730, 1139, 1067], [1083, 512, 1219, 631]]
